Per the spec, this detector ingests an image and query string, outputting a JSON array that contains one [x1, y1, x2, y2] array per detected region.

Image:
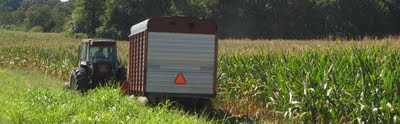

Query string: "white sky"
[[61, 0, 68, 2]]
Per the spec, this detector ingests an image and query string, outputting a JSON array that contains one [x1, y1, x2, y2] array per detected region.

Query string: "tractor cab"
[[79, 39, 118, 77], [66, 39, 126, 92]]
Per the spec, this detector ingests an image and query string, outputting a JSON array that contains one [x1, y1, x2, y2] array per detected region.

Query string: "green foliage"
[[95, 0, 146, 39], [0, 0, 73, 32], [0, 47, 77, 80], [169, 0, 218, 18], [92, 0, 171, 39], [68, 0, 400, 39], [3, 29, 400, 122], [2, 0, 400, 39], [67, 0, 105, 37], [0, 30, 79, 80], [218, 0, 400, 38], [29, 26, 43, 32], [0, 0, 23, 25], [217, 43, 400, 123], [24, 4, 52, 31], [86, 0, 217, 39], [0, 0, 23, 11]]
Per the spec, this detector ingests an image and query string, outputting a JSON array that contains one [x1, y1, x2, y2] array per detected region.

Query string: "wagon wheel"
[[197, 99, 214, 114]]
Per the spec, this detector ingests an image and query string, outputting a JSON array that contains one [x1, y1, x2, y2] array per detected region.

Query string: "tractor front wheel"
[[70, 68, 90, 92], [68, 73, 76, 89]]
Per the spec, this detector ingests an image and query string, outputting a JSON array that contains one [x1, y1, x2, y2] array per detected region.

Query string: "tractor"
[[65, 39, 126, 92]]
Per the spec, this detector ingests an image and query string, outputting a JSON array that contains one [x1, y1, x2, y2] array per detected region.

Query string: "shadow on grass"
[[207, 108, 256, 124], [153, 99, 257, 124]]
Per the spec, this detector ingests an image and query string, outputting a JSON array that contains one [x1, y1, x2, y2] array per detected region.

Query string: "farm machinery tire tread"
[[116, 66, 127, 83], [75, 68, 90, 92], [197, 99, 214, 114]]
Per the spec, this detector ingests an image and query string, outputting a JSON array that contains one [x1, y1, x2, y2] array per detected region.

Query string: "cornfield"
[[1, 30, 400, 123], [0, 47, 77, 80], [217, 43, 400, 123]]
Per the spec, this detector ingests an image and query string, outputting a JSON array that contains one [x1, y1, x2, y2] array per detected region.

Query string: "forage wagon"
[[123, 16, 218, 107]]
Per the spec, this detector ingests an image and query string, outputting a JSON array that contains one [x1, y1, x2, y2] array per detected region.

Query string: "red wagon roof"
[[130, 16, 217, 36]]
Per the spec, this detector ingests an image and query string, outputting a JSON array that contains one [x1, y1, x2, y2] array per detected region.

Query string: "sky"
[[61, 0, 68, 2]]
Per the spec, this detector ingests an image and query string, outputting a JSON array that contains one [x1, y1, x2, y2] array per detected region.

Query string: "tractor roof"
[[81, 39, 116, 46], [81, 39, 115, 43]]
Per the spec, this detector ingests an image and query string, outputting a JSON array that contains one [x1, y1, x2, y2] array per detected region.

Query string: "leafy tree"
[[68, 0, 106, 37], [96, 0, 171, 39], [0, 0, 23, 11], [96, 0, 143, 39], [386, 0, 400, 33], [23, 4, 52, 32], [50, 3, 71, 32], [169, 0, 218, 19], [1, 0, 400, 39], [0, 0, 23, 25]]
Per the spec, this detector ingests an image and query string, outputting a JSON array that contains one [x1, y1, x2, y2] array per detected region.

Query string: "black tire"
[[75, 68, 90, 92], [116, 66, 127, 83], [197, 99, 214, 114]]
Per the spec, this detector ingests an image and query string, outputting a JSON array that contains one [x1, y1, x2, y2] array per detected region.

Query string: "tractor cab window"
[[89, 46, 117, 63], [80, 44, 88, 60]]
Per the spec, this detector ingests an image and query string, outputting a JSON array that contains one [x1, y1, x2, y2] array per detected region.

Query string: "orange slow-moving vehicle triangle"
[[175, 73, 187, 85]]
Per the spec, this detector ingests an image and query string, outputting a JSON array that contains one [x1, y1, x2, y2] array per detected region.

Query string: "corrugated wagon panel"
[[147, 72, 214, 86], [146, 32, 216, 95], [126, 32, 148, 96], [127, 17, 218, 98]]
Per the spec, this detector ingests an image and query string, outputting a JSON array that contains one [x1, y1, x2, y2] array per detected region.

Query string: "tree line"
[[0, 0, 74, 32], [0, 0, 399, 39]]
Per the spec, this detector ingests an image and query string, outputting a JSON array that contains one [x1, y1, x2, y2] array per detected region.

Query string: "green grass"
[[0, 69, 214, 123]]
